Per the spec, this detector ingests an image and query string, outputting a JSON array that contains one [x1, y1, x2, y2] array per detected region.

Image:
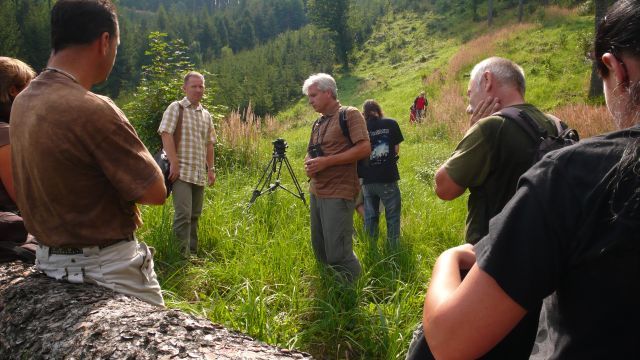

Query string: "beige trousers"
[[35, 239, 164, 307]]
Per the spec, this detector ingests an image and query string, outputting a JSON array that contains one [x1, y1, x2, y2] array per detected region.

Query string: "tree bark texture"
[[0, 262, 312, 360]]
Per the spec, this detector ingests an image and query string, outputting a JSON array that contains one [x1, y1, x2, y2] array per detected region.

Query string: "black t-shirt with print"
[[476, 126, 640, 359], [359, 117, 404, 184]]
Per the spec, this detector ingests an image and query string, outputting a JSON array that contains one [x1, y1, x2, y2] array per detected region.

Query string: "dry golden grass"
[[424, 84, 469, 136], [544, 5, 578, 19], [424, 23, 540, 138], [427, 88, 614, 140], [425, 20, 612, 141], [552, 103, 614, 138], [219, 103, 282, 159], [445, 23, 538, 83]]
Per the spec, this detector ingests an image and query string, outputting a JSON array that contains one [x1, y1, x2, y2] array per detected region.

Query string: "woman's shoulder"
[[550, 126, 640, 163]]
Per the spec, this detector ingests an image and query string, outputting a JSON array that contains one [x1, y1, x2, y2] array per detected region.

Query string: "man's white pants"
[[35, 239, 164, 307]]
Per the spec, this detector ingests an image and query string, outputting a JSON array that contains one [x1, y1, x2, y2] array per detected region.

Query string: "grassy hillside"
[[136, 5, 611, 359]]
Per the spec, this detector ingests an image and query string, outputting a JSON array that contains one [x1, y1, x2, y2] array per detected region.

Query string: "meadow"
[[135, 6, 615, 359]]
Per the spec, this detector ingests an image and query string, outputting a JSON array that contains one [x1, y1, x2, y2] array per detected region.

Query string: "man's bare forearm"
[[160, 132, 179, 164]]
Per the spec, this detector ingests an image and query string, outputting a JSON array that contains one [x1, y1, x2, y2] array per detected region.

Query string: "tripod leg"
[[249, 157, 277, 205], [283, 156, 307, 205]]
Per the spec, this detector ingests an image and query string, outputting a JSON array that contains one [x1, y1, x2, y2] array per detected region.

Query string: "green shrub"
[[124, 32, 224, 152]]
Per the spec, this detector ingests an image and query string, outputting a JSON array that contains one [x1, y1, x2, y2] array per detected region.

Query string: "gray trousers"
[[310, 194, 361, 282], [172, 179, 205, 256]]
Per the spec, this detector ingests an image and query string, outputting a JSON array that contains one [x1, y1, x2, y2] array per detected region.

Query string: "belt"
[[47, 235, 134, 256]]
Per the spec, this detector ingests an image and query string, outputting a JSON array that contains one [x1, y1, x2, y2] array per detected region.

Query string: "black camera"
[[273, 138, 288, 156], [307, 144, 324, 158]]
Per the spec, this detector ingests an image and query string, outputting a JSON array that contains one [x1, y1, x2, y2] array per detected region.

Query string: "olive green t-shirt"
[[444, 104, 558, 244]]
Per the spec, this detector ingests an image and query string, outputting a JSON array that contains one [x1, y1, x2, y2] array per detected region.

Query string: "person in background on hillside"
[[0, 56, 38, 263], [413, 91, 428, 122], [10, 0, 167, 306], [421, 1, 640, 357], [408, 57, 564, 358], [303, 73, 371, 283], [359, 99, 404, 249], [158, 71, 217, 258], [409, 105, 417, 124]]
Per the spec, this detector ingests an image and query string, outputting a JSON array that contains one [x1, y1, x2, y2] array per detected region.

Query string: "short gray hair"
[[470, 57, 526, 96], [302, 73, 337, 98]]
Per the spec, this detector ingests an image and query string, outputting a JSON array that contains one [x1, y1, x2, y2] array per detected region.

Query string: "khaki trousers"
[[35, 239, 164, 307], [310, 194, 362, 282], [172, 179, 205, 256]]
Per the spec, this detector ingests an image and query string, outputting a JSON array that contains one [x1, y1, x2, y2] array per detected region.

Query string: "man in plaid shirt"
[[158, 72, 216, 257]]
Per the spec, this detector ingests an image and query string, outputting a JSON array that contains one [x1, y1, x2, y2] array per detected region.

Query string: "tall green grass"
[[137, 119, 466, 358], [134, 6, 608, 359]]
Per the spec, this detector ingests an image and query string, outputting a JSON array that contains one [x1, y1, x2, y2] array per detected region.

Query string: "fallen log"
[[0, 261, 312, 359]]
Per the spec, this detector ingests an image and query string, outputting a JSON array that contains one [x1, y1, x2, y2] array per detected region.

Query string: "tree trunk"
[[518, 0, 524, 22], [0, 261, 312, 359], [589, 0, 609, 98], [472, 0, 479, 21], [488, 0, 494, 26]]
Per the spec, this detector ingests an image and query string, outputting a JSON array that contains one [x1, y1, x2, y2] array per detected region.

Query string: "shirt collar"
[[322, 102, 342, 119], [179, 97, 203, 111]]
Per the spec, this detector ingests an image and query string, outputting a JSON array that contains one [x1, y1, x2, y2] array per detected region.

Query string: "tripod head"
[[248, 137, 306, 207], [272, 138, 288, 158]]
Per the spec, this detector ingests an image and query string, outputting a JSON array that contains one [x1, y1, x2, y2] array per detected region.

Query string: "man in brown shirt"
[[303, 73, 371, 282], [10, 0, 166, 306]]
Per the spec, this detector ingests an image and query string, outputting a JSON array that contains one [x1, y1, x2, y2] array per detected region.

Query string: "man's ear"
[[99, 32, 111, 55], [483, 71, 494, 92], [602, 53, 628, 84]]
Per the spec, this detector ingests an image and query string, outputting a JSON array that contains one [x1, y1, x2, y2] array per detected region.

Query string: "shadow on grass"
[[298, 225, 422, 359]]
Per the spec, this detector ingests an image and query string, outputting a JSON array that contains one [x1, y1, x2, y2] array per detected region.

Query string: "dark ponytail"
[[598, 0, 640, 219]]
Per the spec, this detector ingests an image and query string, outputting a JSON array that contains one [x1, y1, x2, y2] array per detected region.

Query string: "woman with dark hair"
[[421, 1, 640, 358], [360, 99, 404, 248], [0, 57, 37, 262]]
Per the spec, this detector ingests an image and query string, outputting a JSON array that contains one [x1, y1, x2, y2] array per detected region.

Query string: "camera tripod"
[[248, 139, 306, 207]]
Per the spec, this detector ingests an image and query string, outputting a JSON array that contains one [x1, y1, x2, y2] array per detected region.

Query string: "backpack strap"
[[157, 102, 184, 153], [339, 106, 352, 145], [545, 113, 566, 136], [173, 103, 184, 153], [497, 107, 547, 143]]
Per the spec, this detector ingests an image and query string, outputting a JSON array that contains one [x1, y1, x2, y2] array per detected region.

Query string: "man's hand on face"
[[469, 97, 501, 127], [304, 156, 330, 177]]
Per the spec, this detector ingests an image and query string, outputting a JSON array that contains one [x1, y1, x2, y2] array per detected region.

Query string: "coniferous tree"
[[488, 0, 494, 26], [589, 0, 614, 98], [518, 0, 524, 22], [308, 0, 351, 69], [19, 1, 50, 70], [237, 9, 257, 50], [156, 4, 169, 32], [0, 1, 22, 57]]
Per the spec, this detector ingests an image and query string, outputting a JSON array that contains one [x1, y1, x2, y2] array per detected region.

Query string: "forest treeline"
[[1, 0, 588, 117]]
